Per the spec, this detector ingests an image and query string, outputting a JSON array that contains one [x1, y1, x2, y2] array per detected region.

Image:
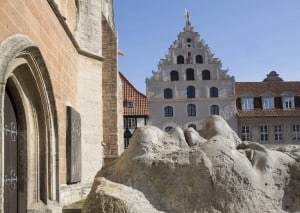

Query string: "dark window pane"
[[177, 55, 184, 64], [170, 71, 179, 81], [202, 70, 210, 80], [186, 68, 194, 81], [187, 86, 195, 98], [164, 88, 173, 99]]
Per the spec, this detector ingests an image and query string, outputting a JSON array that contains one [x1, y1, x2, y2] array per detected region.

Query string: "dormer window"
[[283, 97, 294, 109], [282, 92, 294, 110], [262, 93, 274, 110], [242, 97, 254, 110], [127, 100, 135, 108], [263, 97, 274, 109]]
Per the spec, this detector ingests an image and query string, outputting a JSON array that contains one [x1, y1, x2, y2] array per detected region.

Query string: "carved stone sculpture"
[[83, 115, 300, 213]]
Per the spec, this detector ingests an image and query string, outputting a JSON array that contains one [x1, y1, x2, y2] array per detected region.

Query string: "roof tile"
[[120, 72, 149, 116]]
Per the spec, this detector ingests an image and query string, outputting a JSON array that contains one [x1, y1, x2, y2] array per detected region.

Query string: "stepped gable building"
[[146, 11, 237, 132], [0, 0, 123, 212], [236, 71, 300, 145], [120, 72, 149, 148]]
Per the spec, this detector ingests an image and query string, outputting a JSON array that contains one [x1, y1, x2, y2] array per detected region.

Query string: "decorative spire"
[[185, 9, 191, 26]]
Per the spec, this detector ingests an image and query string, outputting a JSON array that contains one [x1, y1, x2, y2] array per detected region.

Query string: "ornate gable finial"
[[185, 9, 191, 26]]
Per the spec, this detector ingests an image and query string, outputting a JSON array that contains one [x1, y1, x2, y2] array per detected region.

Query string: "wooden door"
[[4, 91, 18, 213]]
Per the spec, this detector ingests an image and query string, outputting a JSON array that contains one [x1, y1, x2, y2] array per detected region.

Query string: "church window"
[[164, 88, 173, 99], [187, 104, 196, 116], [202, 70, 210, 80], [196, 55, 203, 64], [186, 68, 194, 80], [210, 87, 218, 97], [164, 106, 173, 117], [177, 55, 184, 64], [210, 105, 219, 115], [170, 70, 179, 81], [187, 86, 195, 98]]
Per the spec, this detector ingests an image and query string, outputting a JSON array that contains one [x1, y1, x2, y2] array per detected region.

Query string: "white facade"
[[146, 13, 237, 132]]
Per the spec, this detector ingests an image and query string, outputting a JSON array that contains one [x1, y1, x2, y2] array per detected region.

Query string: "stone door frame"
[[0, 34, 59, 211]]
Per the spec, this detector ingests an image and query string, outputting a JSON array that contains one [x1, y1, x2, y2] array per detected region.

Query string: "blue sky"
[[114, 1, 300, 93]]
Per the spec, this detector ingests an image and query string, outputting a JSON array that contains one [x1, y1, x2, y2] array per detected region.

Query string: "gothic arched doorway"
[[0, 35, 59, 212]]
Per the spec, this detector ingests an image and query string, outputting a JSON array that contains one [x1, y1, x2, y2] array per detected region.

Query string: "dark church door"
[[4, 91, 18, 213]]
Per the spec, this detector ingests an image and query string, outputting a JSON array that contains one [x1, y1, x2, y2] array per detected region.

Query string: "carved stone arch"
[[0, 34, 59, 211]]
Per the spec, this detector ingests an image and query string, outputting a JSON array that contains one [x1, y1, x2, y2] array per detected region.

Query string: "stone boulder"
[[83, 115, 300, 213]]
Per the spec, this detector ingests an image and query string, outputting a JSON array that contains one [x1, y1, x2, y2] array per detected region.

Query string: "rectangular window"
[[127, 100, 135, 108], [260, 125, 268, 142], [263, 97, 274, 110], [283, 97, 294, 109], [242, 98, 253, 110], [292, 124, 300, 141], [241, 126, 251, 141], [125, 118, 136, 129], [274, 125, 282, 141]]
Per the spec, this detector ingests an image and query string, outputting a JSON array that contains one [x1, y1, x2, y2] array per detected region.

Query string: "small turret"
[[263, 71, 283, 82]]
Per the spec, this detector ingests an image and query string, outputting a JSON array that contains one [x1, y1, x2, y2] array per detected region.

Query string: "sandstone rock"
[[201, 115, 242, 145], [83, 115, 300, 213], [83, 177, 163, 213]]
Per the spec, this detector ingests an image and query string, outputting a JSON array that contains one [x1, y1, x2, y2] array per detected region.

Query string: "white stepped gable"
[[148, 18, 232, 81]]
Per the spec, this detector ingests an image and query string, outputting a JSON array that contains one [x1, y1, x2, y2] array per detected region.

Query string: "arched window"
[[210, 105, 219, 115], [164, 126, 173, 133], [188, 124, 197, 130], [202, 70, 210, 80], [177, 55, 184, 64], [170, 70, 179, 81], [187, 86, 195, 98], [186, 68, 194, 81], [196, 55, 203, 64], [210, 87, 218, 97], [164, 88, 173, 99], [187, 104, 196, 116], [164, 106, 173, 117]]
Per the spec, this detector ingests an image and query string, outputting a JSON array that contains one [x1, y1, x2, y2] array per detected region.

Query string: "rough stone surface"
[[83, 115, 300, 213], [83, 177, 163, 213]]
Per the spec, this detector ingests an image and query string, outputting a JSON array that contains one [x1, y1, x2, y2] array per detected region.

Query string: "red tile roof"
[[235, 81, 300, 118], [120, 72, 149, 116], [237, 108, 300, 117], [235, 81, 300, 96]]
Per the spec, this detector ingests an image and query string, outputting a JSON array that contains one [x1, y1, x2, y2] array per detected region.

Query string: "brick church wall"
[[102, 15, 124, 162]]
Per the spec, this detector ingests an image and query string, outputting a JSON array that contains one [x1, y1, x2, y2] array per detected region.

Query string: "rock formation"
[[83, 115, 300, 213]]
